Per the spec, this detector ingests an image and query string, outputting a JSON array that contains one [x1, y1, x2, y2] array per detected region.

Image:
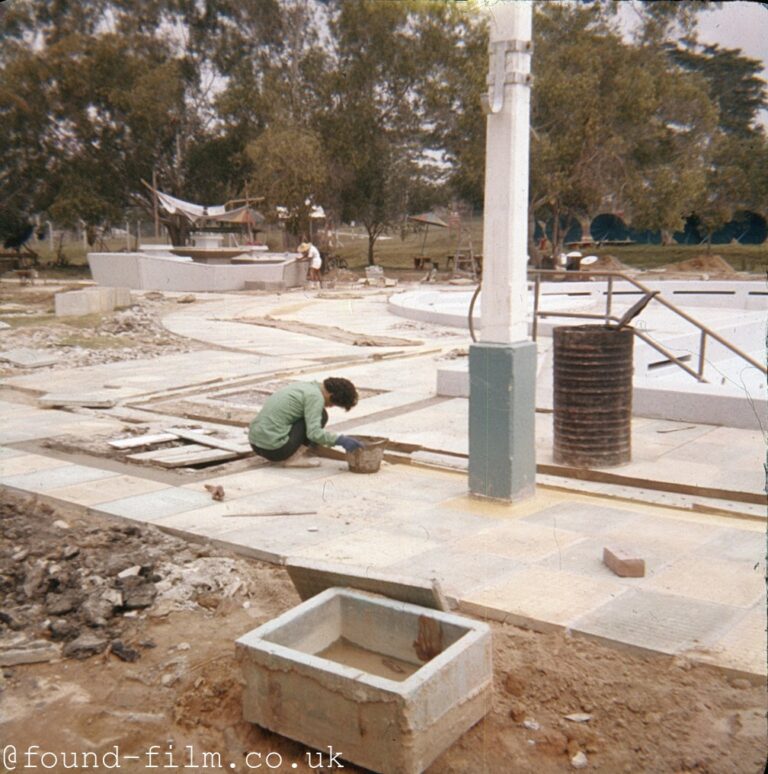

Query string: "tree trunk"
[[367, 232, 376, 266], [164, 214, 189, 247], [527, 210, 541, 268], [577, 215, 591, 242]]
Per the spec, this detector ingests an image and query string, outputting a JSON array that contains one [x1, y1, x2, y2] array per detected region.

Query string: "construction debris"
[[204, 484, 226, 501], [39, 394, 117, 408], [108, 426, 252, 468]]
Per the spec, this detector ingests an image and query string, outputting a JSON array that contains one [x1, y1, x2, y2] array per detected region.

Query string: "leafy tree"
[[246, 125, 329, 239], [668, 42, 767, 137], [317, 0, 449, 264]]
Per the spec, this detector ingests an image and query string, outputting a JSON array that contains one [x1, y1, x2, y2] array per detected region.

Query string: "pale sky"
[[693, 1, 767, 125], [619, 0, 768, 125]]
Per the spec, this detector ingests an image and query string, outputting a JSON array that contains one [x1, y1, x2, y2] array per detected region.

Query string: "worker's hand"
[[336, 435, 364, 453]]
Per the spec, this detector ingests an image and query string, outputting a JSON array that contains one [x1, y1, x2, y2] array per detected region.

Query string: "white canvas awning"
[[155, 191, 228, 223]]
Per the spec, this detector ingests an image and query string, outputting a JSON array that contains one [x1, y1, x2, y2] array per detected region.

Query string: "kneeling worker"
[[249, 377, 364, 467]]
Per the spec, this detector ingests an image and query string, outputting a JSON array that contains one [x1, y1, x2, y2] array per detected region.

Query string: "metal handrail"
[[470, 270, 766, 383]]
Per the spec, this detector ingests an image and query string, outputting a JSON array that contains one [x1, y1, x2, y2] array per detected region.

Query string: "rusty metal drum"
[[553, 325, 633, 467]]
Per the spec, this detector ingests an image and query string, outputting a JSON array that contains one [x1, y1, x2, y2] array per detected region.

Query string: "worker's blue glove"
[[336, 435, 364, 453]]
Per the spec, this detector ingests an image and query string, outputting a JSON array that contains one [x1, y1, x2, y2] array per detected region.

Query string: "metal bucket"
[[346, 436, 388, 474], [553, 325, 633, 467]]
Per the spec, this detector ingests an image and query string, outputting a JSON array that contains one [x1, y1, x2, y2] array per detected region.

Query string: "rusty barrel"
[[553, 325, 633, 467]]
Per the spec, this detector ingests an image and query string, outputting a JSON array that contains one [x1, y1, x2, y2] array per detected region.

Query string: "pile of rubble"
[[0, 296, 200, 372], [0, 492, 252, 666]]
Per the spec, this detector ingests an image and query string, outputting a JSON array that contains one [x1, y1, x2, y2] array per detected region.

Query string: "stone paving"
[[1, 286, 765, 678]]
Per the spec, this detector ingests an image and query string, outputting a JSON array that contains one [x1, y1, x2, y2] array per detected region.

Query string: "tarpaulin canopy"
[[155, 191, 228, 223], [154, 190, 264, 226], [213, 206, 265, 225], [408, 212, 448, 228]]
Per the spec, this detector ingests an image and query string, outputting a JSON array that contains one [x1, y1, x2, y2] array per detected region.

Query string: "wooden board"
[[170, 428, 252, 454], [109, 433, 180, 450], [126, 444, 237, 467]]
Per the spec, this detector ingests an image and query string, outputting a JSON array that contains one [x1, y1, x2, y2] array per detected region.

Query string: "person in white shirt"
[[298, 241, 322, 288]]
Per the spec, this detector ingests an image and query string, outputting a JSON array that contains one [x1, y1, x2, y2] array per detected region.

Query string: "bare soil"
[[654, 255, 739, 278], [1, 492, 765, 773]]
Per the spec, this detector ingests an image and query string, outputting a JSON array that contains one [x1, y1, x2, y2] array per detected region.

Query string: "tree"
[[317, 0, 450, 265], [0, 1, 254, 246], [668, 42, 767, 137], [246, 125, 329, 240]]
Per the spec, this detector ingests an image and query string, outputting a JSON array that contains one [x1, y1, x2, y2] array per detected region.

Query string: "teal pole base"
[[469, 341, 537, 501]]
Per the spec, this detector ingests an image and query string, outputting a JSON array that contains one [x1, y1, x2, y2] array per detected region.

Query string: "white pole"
[[480, 0, 532, 345]]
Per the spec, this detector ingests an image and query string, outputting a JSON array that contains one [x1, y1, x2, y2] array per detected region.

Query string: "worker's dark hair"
[[324, 377, 358, 411]]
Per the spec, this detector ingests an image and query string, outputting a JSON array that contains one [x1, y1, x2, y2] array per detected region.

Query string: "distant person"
[[298, 241, 322, 288], [249, 378, 364, 467]]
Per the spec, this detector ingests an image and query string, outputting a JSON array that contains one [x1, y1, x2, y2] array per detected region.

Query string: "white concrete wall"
[[88, 252, 304, 292]]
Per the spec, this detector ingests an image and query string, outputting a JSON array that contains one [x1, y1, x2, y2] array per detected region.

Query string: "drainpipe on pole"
[[468, 0, 536, 501]]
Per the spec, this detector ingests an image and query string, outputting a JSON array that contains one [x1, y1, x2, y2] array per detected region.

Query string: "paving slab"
[[4, 350, 309, 401], [44, 475, 171, 506], [599, 514, 722, 554], [570, 589, 744, 656], [96, 487, 214, 521], [205, 514, 365, 563], [181, 467, 298, 499], [519, 502, 644, 533], [0, 348, 60, 368], [697, 605, 768, 675], [454, 520, 587, 562], [290, 527, 442, 568], [534, 535, 672, 581], [378, 506, 499, 543], [382, 547, 522, 598], [460, 567, 627, 631], [0, 446, 27, 461], [641, 556, 765, 608], [0, 453, 72, 477], [693, 527, 766, 564], [1, 464, 117, 492]]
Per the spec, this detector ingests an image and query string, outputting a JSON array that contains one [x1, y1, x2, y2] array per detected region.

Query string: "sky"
[[688, 1, 767, 124], [619, 0, 768, 125]]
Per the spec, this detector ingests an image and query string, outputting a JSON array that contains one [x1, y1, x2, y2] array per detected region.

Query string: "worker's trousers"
[[250, 410, 329, 462]]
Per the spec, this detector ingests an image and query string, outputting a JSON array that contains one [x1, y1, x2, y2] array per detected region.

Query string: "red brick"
[[603, 546, 646, 578]]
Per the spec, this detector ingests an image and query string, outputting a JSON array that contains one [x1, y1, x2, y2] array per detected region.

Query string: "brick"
[[603, 546, 646, 578]]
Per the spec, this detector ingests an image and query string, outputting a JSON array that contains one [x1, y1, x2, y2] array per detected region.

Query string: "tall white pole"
[[468, 0, 536, 502], [480, 0, 532, 345]]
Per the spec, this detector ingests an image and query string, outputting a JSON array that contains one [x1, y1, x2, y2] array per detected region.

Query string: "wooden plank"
[[39, 394, 116, 408], [152, 450, 237, 468], [222, 510, 317, 518], [109, 433, 180, 450], [127, 443, 211, 461], [127, 444, 237, 467], [170, 428, 252, 454]]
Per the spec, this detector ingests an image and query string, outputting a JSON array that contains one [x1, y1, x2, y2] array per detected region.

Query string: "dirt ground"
[[1, 492, 765, 774]]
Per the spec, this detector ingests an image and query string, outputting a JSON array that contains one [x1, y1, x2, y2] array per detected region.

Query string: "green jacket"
[[248, 381, 339, 450]]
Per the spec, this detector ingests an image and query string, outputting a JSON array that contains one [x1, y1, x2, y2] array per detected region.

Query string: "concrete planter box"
[[236, 588, 492, 774]]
